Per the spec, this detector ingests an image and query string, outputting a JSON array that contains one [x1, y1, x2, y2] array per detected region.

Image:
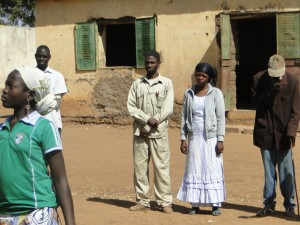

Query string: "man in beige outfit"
[[127, 50, 174, 213]]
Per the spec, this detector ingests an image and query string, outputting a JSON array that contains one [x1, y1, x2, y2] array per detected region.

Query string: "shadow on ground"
[[224, 202, 300, 222], [87, 197, 192, 214], [87, 198, 300, 221]]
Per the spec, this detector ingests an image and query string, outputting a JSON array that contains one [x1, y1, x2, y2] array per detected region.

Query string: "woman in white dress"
[[177, 62, 226, 216]]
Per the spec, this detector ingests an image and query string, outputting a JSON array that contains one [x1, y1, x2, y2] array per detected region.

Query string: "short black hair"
[[36, 45, 51, 55], [195, 62, 217, 86], [144, 50, 160, 61]]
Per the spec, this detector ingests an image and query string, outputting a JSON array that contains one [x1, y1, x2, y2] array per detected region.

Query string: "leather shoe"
[[163, 206, 173, 213], [129, 203, 150, 211], [285, 208, 295, 217], [256, 205, 275, 216]]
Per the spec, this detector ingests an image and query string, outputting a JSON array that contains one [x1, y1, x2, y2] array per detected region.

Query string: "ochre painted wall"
[[35, 0, 300, 124]]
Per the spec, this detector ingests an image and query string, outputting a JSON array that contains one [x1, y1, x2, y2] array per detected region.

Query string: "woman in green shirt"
[[0, 67, 76, 225]]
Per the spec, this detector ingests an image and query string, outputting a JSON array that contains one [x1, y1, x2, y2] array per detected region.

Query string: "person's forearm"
[[55, 181, 76, 225], [54, 94, 63, 110]]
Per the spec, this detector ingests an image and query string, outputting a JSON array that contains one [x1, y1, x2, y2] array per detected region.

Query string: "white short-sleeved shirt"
[[42, 67, 68, 129]]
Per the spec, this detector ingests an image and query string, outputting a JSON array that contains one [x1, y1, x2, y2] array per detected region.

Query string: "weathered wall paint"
[[0, 26, 37, 117], [34, 0, 300, 124], [0, 26, 36, 87]]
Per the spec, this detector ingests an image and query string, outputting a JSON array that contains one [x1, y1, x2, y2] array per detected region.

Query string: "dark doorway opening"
[[106, 24, 136, 67], [235, 17, 276, 109]]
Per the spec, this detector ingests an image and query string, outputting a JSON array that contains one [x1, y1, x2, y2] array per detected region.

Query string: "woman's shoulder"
[[208, 85, 222, 94], [183, 87, 194, 98], [213, 87, 223, 94]]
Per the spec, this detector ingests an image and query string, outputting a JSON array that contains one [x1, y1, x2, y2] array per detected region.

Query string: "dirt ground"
[[58, 124, 300, 225]]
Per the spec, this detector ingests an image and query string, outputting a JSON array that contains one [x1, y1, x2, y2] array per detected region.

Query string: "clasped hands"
[[140, 117, 159, 138]]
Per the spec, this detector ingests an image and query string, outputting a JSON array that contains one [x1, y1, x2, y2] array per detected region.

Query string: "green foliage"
[[0, 0, 35, 27]]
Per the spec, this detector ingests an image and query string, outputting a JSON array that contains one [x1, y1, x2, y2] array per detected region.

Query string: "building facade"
[[35, 0, 300, 125]]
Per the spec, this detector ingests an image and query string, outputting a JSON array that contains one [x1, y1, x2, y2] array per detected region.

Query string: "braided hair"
[[195, 62, 217, 86]]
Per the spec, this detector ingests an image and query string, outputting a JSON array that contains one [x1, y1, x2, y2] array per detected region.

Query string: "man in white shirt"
[[35, 45, 68, 134]]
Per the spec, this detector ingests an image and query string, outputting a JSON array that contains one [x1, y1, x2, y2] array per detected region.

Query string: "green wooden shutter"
[[75, 22, 98, 70], [135, 17, 155, 68], [277, 12, 300, 58], [221, 14, 230, 60]]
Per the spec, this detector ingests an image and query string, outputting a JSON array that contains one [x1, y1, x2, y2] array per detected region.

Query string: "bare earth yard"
[[58, 124, 300, 225]]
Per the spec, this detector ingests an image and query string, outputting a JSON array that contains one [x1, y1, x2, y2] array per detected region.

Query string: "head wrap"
[[16, 66, 56, 115]]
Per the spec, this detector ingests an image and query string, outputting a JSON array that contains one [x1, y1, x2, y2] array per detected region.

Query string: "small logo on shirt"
[[14, 133, 25, 144]]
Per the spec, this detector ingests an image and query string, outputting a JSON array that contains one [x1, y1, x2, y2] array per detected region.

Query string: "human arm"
[[53, 93, 64, 110], [215, 89, 225, 142], [127, 81, 151, 124], [287, 75, 300, 145], [47, 151, 76, 225], [180, 91, 188, 141], [52, 71, 68, 110], [40, 120, 75, 225], [251, 71, 280, 109], [141, 80, 174, 133]]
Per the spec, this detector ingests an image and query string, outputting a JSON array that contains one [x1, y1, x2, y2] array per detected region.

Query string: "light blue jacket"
[[180, 84, 225, 142]]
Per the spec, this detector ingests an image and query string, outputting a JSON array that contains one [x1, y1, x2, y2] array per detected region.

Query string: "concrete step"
[[226, 124, 253, 134], [225, 110, 255, 134], [226, 110, 255, 126]]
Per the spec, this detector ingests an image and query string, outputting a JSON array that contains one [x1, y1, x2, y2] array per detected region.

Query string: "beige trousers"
[[133, 135, 172, 207]]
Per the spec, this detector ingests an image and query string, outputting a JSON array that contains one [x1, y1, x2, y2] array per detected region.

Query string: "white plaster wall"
[[0, 26, 36, 89]]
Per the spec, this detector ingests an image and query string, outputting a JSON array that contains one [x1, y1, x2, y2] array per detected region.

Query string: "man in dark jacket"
[[252, 54, 300, 217]]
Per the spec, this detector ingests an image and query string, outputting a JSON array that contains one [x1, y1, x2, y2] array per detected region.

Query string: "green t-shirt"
[[0, 111, 62, 214]]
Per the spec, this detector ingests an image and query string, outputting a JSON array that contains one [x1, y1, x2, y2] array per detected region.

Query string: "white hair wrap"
[[36, 94, 57, 115], [16, 66, 56, 115]]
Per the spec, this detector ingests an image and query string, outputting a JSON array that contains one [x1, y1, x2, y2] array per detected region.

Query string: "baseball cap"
[[268, 54, 285, 78]]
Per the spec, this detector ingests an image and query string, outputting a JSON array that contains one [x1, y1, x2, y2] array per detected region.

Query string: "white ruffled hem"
[[177, 181, 226, 204]]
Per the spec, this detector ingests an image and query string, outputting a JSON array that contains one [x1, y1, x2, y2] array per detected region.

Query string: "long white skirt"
[[177, 121, 226, 207]]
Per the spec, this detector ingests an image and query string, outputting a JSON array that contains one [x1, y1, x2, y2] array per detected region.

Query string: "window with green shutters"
[[74, 17, 155, 69], [135, 17, 156, 68], [75, 22, 98, 70], [277, 12, 300, 58]]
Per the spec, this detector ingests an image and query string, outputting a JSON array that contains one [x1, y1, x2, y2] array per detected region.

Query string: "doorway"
[[235, 16, 276, 109]]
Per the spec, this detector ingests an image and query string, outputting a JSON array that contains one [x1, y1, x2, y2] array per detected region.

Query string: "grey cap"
[[268, 54, 285, 78]]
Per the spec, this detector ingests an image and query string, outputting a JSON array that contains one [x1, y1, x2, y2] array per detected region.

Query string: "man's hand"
[[140, 127, 149, 138], [289, 136, 295, 148], [269, 78, 281, 95], [147, 117, 158, 128], [270, 83, 280, 94], [216, 141, 224, 155]]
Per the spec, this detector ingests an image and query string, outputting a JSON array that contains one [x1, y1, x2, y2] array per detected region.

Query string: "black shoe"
[[285, 208, 295, 217], [188, 207, 200, 215], [212, 207, 221, 216], [256, 205, 275, 217]]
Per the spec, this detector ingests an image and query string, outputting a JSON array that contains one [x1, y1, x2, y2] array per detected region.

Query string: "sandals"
[[188, 207, 200, 215], [212, 207, 221, 216]]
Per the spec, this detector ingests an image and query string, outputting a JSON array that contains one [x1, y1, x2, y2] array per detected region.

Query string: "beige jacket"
[[127, 74, 174, 138]]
